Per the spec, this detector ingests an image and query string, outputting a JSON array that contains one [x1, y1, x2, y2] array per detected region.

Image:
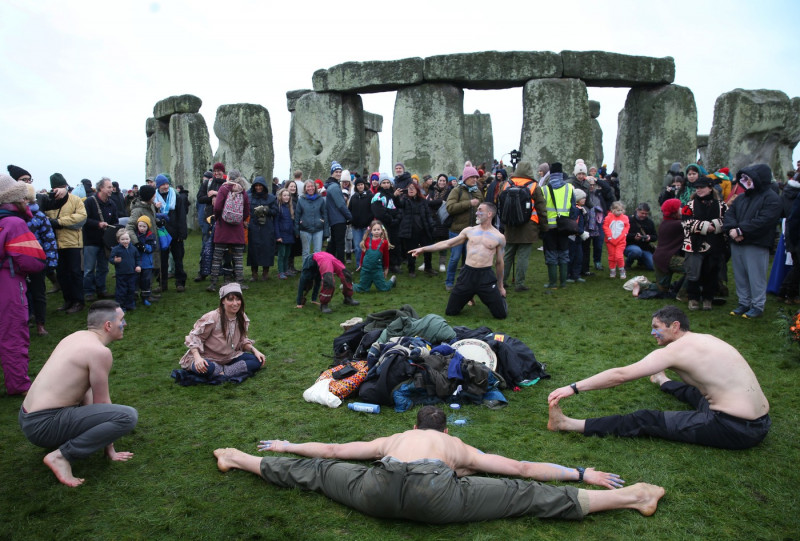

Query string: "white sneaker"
[[439, 264, 446, 272], [609, 269, 616, 278], [418, 263, 425, 271]]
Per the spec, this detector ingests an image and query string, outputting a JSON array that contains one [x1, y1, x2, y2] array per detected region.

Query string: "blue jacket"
[[27, 203, 58, 268], [111, 243, 141, 274], [295, 193, 328, 235], [324, 178, 352, 226], [274, 204, 295, 244], [135, 230, 156, 269]]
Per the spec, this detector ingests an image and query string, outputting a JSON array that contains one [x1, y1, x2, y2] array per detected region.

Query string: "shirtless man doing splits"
[[548, 305, 770, 449], [215, 406, 664, 523], [19, 300, 138, 486], [410, 202, 507, 319]]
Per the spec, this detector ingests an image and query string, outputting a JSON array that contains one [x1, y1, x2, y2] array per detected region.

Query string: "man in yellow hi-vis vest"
[[541, 162, 575, 288]]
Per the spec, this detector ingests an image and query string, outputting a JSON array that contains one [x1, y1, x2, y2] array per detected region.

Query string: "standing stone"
[[463, 110, 494, 169], [213, 104, 274, 182], [286, 89, 313, 112], [169, 113, 213, 229], [146, 117, 171, 179], [708, 89, 798, 179], [289, 92, 364, 180], [697, 135, 710, 167], [615, 85, 697, 211], [591, 119, 603, 169], [520, 78, 593, 172], [393, 83, 465, 177], [363, 111, 383, 177]]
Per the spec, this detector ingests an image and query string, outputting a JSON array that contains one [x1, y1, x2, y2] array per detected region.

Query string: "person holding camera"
[[658, 174, 687, 206], [624, 203, 658, 270]]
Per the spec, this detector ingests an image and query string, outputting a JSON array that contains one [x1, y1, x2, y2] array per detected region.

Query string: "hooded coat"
[[723, 164, 781, 249], [247, 177, 277, 267]]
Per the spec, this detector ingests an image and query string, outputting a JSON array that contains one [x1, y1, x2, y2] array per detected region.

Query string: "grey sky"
[[2, 0, 798, 191]]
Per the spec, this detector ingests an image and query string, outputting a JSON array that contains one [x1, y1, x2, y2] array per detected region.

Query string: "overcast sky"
[[3, 0, 799, 192]]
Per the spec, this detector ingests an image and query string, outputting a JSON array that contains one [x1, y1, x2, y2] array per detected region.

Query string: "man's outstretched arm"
[[258, 438, 386, 461]]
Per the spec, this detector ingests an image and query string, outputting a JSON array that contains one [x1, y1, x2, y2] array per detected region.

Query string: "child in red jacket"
[[603, 201, 630, 279]]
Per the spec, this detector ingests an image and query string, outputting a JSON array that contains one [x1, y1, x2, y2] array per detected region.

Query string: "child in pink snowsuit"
[[603, 201, 630, 279]]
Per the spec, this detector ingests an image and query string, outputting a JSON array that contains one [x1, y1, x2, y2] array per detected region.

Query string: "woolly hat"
[[24, 183, 37, 202], [574, 188, 587, 202], [573, 159, 588, 176], [411, 174, 420, 182], [219, 282, 243, 299], [213, 162, 226, 172], [378, 173, 393, 184], [550, 162, 563, 174], [0, 174, 30, 204], [81, 178, 93, 190], [7, 164, 30, 181], [139, 185, 156, 202], [340, 170, 351, 183], [155, 174, 170, 188], [50, 172, 68, 188], [718, 167, 730, 176], [370, 172, 380, 181], [354, 176, 367, 189], [661, 198, 682, 216], [394, 162, 405, 171], [136, 215, 152, 229], [462, 166, 479, 180], [203, 171, 214, 179], [330, 161, 342, 173]]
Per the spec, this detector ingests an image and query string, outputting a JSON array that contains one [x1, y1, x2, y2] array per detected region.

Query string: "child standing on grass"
[[110, 229, 141, 311], [567, 189, 589, 283], [354, 220, 396, 293], [135, 216, 157, 305], [603, 201, 629, 279], [274, 188, 295, 280]]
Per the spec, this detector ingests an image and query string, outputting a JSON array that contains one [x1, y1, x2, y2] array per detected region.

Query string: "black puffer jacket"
[[723, 164, 781, 248]]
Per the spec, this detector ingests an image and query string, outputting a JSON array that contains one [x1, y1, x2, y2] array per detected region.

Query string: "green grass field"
[[2, 233, 798, 540]]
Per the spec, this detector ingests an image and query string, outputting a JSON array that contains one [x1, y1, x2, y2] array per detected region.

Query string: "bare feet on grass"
[[650, 371, 671, 387], [214, 447, 249, 472], [629, 483, 665, 516], [631, 281, 641, 297], [44, 449, 84, 487]]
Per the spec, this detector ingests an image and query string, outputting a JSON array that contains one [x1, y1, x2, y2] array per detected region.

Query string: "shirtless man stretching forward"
[[215, 406, 663, 523], [410, 201, 507, 319], [20, 300, 138, 486], [548, 305, 770, 449]]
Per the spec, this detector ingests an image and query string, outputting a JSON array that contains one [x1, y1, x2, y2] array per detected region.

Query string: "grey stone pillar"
[[363, 111, 383, 177], [697, 135, 709, 167], [213, 104, 274, 183], [615, 84, 697, 211], [707, 89, 799, 179], [169, 113, 213, 229], [393, 83, 465, 177], [589, 100, 603, 168], [519, 78, 593, 172], [463, 110, 494, 169], [145, 117, 171, 179], [289, 91, 364, 181]]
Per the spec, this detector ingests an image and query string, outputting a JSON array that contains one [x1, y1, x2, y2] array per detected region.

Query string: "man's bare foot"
[[649, 371, 671, 386], [548, 403, 567, 431], [632, 282, 641, 297], [629, 483, 665, 516], [214, 448, 244, 472], [43, 450, 84, 487]]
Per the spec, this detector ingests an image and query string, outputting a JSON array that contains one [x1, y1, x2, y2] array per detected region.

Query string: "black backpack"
[[499, 180, 535, 227]]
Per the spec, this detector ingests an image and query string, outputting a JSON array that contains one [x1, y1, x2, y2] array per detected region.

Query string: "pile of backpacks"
[[303, 305, 550, 412]]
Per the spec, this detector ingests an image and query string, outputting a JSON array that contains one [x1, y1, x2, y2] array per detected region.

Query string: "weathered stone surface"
[[707, 89, 796, 178], [697, 134, 709, 166], [591, 119, 603, 169], [289, 92, 364, 180], [393, 84, 465, 177], [589, 100, 601, 118], [364, 130, 380, 177], [615, 85, 697, 212], [779, 97, 800, 178], [519, 79, 593, 172], [561, 51, 675, 87], [463, 110, 494, 168], [153, 94, 202, 120], [212, 104, 274, 182], [286, 89, 312, 112], [423, 51, 562, 90], [169, 113, 213, 229], [363, 111, 383, 133], [145, 118, 171, 179], [313, 58, 424, 94]]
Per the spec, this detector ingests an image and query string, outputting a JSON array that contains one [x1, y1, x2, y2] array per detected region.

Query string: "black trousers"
[[57, 248, 83, 305], [445, 265, 507, 319], [584, 381, 770, 449], [27, 270, 47, 324], [326, 223, 347, 263], [160, 239, 186, 288]]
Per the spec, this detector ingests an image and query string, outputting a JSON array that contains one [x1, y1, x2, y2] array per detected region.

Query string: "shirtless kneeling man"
[[548, 305, 770, 449], [410, 202, 507, 319], [215, 406, 664, 523], [20, 300, 138, 486]]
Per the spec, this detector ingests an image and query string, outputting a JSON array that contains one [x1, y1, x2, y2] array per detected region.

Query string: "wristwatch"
[[570, 382, 579, 395], [576, 467, 585, 483]]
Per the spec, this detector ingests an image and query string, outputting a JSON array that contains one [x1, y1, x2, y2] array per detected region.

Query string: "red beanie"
[[661, 198, 682, 217]]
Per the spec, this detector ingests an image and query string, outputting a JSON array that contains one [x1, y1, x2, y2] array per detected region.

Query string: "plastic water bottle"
[[348, 402, 380, 414]]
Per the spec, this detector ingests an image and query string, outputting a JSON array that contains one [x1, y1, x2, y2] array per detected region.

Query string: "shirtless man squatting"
[[548, 305, 770, 449], [19, 300, 138, 486], [215, 405, 664, 523], [410, 201, 507, 319]]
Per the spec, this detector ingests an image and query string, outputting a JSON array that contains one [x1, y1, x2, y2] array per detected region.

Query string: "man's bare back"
[[372, 429, 479, 476], [23, 330, 111, 413]]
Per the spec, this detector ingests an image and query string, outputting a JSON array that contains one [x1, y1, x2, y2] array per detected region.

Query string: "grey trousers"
[[19, 404, 138, 462], [504, 243, 533, 287], [259, 456, 586, 524], [730, 244, 769, 311]]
